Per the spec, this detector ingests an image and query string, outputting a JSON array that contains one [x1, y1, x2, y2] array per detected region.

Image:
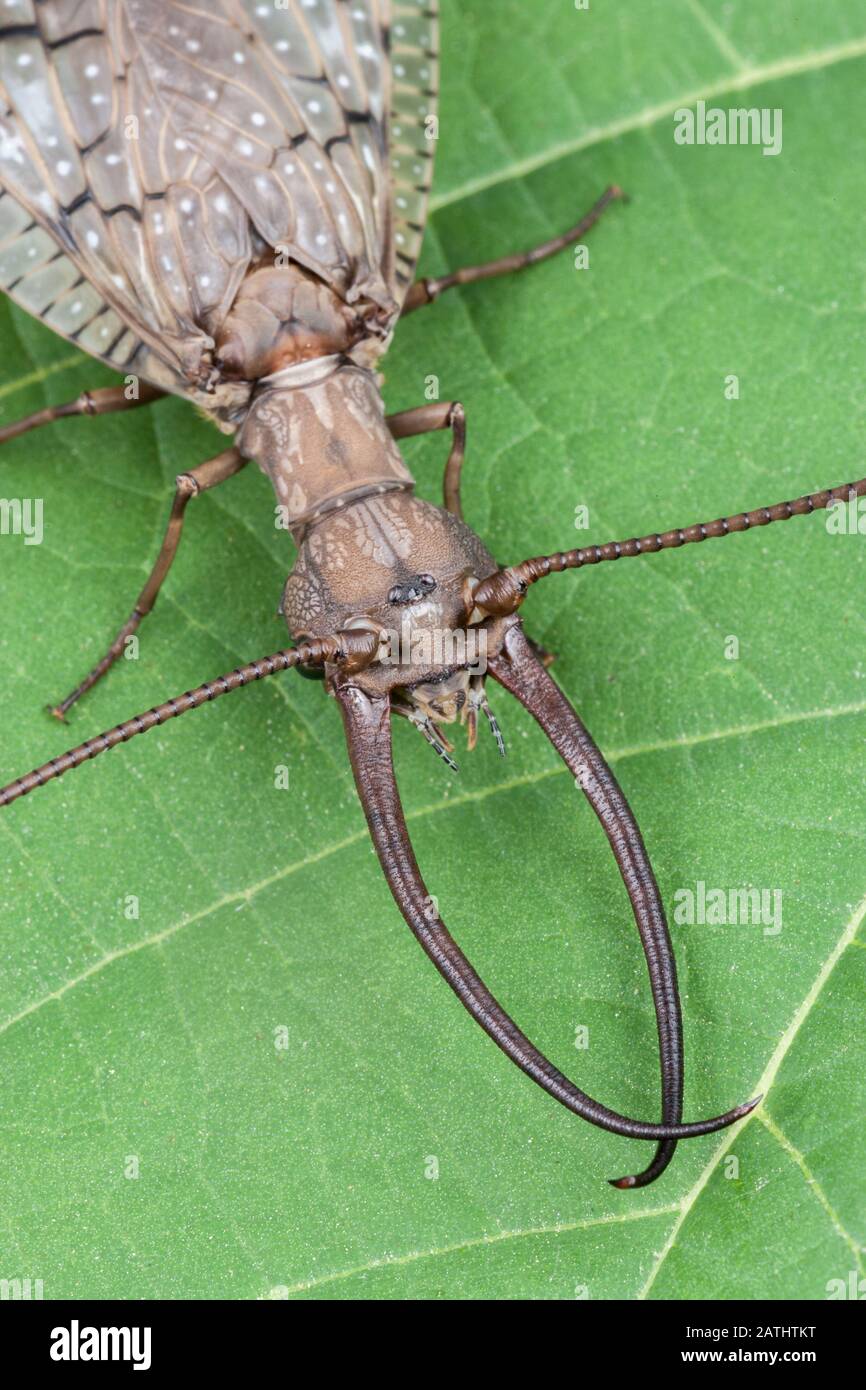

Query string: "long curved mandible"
[[488, 623, 686, 1187], [335, 675, 759, 1187]]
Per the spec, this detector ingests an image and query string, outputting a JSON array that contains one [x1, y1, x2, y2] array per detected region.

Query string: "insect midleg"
[[386, 401, 466, 518], [0, 383, 164, 446], [47, 447, 247, 723], [400, 185, 625, 315]]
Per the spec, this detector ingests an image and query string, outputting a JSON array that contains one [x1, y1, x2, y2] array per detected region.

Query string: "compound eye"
[[388, 573, 438, 605]]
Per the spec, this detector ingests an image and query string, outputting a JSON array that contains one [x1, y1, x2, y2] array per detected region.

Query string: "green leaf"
[[2, 0, 865, 1300]]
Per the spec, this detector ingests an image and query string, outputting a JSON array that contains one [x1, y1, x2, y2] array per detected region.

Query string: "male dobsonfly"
[[0, 1, 860, 1190]]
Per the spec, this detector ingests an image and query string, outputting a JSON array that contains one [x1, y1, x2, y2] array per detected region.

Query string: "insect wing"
[[0, 1, 439, 417], [387, 1, 439, 303], [123, 0, 440, 313], [0, 0, 254, 408]]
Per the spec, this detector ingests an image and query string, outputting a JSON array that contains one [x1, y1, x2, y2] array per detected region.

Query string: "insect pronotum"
[[0, 1, 862, 1190]]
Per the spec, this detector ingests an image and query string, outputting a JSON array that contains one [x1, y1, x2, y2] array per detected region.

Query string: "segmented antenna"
[[474, 476, 866, 615], [0, 633, 377, 808]]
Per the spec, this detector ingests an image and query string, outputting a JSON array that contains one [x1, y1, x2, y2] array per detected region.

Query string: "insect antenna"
[[473, 475, 866, 616], [335, 677, 761, 1176], [0, 633, 377, 809]]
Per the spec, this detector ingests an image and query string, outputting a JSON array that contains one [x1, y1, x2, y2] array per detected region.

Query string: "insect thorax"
[[237, 356, 414, 538], [234, 306, 498, 701], [236, 350, 497, 684]]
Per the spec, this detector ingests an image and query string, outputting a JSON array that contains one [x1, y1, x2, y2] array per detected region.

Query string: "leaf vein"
[[430, 37, 866, 212], [637, 881, 866, 1298]]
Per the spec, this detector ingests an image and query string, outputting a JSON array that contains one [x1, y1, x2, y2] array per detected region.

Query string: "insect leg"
[[387, 400, 466, 519], [401, 186, 625, 315], [47, 447, 247, 722], [0, 383, 163, 446]]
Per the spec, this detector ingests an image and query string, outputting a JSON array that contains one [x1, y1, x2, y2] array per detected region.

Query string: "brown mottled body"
[[16, 1, 855, 1193], [215, 264, 387, 381], [238, 359, 414, 536], [0, 162, 769, 1188]]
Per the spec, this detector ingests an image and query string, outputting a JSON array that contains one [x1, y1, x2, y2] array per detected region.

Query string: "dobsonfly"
[[0, 0, 862, 1191]]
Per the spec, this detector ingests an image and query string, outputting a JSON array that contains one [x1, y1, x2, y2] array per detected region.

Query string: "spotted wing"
[[0, 0, 256, 416], [0, 0, 439, 422], [387, 1, 439, 303]]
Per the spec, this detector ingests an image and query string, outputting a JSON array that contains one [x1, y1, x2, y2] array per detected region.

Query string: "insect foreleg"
[[401, 185, 625, 315], [385, 402, 555, 666], [386, 400, 466, 518], [0, 383, 163, 447], [47, 447, 247, 723]]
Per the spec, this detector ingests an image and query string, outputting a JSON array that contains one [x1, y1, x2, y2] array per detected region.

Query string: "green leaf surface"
[[1, 0, 865, 1300]]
